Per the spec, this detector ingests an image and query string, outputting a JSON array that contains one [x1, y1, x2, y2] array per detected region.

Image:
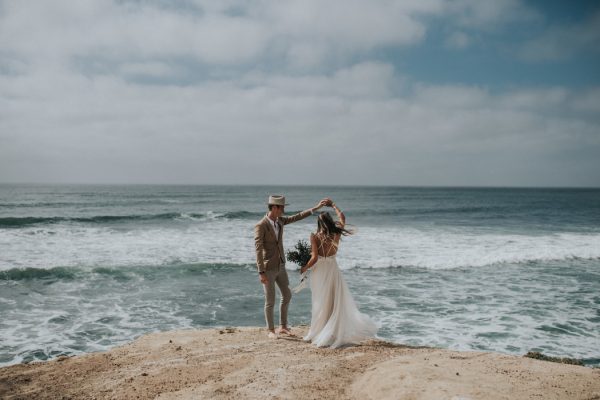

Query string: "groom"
[[254, 195, 327, 338]]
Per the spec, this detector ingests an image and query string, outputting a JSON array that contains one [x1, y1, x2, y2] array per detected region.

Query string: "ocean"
[[1, 184, 599, 366]]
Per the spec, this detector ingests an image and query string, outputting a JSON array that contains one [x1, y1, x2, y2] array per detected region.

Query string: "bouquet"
[[286, 240, 312, 293], [286, 239, 311, 267]]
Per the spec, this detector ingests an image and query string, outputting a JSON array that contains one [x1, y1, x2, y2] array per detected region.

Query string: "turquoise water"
[[1, 184, 599, 366]]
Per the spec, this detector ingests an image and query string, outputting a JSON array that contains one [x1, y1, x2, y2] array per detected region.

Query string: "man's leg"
[[263, 270, 276, 333], [275, 265, 292, 330]]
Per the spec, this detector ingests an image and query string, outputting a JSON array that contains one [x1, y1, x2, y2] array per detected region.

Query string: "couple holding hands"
[[254, 195, 378, 347]]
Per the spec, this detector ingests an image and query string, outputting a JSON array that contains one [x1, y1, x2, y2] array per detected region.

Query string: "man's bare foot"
[[267, 331, 278, 339], [278, 327, 295, 336]]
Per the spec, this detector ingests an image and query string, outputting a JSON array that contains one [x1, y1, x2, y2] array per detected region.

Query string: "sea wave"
[[0, 266, 80, 281], [2, 221, 600, 271], [0, 263, 252, 282], [349, 206, 509, 216], [3, 204, 596, 228], [1, 253, 599, 283], [2, 260, 598, 369], [0, 214, 182, 227], [0, 211, 265, 227]]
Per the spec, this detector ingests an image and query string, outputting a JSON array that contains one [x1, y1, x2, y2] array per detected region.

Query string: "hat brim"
[[268, 202, 290, 206]]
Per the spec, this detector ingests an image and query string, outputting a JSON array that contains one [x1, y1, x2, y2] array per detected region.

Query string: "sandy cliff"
[[1, 326, 598, 400]]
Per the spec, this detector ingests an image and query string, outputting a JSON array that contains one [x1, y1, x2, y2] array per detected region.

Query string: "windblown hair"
[[317, 212, 352, 237]]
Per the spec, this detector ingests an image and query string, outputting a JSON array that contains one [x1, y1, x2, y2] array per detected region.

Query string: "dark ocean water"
[[1, 184, 599, 366]]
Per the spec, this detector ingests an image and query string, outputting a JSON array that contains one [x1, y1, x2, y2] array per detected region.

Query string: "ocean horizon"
[[1, 184, 599, 367]]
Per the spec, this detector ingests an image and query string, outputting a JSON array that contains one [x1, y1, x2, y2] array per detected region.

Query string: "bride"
[[300, 200, 379, 348]]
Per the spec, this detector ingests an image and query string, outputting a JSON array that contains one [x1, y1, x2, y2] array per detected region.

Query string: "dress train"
[[304, 255, 378, 348]]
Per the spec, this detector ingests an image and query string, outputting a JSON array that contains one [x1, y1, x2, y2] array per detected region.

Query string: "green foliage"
[[286, 240, 312, 267]]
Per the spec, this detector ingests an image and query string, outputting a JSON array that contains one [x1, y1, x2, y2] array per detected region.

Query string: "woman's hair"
[[317, 212, 352, 237]]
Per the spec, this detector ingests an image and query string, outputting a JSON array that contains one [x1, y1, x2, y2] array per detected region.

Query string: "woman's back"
[[314, 233, 340, 258]]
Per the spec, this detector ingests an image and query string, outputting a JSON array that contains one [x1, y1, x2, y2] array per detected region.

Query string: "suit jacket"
[[254, 209, 313, 273]]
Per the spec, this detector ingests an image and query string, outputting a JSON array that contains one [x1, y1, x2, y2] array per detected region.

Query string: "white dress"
[[304, 236, 379, 348]]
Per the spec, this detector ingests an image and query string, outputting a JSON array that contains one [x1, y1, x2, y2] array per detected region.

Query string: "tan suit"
[[254, 209, 312, 329]]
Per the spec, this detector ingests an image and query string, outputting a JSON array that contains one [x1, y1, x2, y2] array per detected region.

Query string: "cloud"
[[0, 1, 598, 186], [518, 11, 600, 62], [444, 31, 471, 49], [570, 88, 600, 114], [266, 0, 440, 67], [244, 62, 396, 99], [1, 57, 598, 186], [0, 0, 543, 75], [445, 0, 539, 29], [0, 1, 271, 67], [119, 61, 180, 78], [0, 0, 445, 74]]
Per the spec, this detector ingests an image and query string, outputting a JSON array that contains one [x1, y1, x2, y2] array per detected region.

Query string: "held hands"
[[300, 265, 308, 274], [315, 198, 333, 210], [322, 198, 334, 207]]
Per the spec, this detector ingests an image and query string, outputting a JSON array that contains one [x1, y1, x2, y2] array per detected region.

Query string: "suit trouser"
[[263, 263, 292, 330]]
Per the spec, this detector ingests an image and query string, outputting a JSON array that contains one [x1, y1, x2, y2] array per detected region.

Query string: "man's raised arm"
[[280, 198, 330, 225]]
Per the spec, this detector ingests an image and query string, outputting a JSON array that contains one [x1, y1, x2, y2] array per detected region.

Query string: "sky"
[[0, 0, 599, 187]]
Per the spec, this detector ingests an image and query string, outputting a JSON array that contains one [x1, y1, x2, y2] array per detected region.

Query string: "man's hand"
[[259, 273, 269, 285], [315, 198, 331, 210]]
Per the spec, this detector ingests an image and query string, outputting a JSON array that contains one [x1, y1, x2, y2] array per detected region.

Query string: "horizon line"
[[0, 181, 599, 190]]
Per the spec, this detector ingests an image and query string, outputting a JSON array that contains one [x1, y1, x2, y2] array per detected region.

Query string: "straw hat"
[[267, 195, 289, 206]]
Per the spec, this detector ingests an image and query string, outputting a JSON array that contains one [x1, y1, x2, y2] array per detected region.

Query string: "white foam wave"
[[176, 213, 204, 221], [285, 226, 600, 269], [344, 264, 600, 363], [0, 220, 253, 270], [0, 283, 194, 366], [1, 221, 599, 270]]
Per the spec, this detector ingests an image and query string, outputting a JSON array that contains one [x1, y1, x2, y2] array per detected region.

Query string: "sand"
[[1, 326, 598, 400]]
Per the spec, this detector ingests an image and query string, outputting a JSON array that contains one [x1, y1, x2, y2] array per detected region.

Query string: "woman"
[[300, 201, 378, 347]]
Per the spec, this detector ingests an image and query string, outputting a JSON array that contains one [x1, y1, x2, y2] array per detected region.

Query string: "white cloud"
[[0, 0, 445, 73], [518, 12, 600, 62], [414, 84, 487, 108], [0, 0, 544, 73], [119, 61, 179, 78], [570, 88, 600, 114], [0, 1, 598, 186], [247, 62, 396, 99], [446, 0, 539, 28], [445, 31, 471, 49], [216, 0, 440, 68], [0, 1, 271, 66], [1, 59, 598, 186], [268, 0, 436, 51]]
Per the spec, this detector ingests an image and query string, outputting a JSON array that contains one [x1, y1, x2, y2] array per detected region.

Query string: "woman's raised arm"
[[331, 202, 345, 226]]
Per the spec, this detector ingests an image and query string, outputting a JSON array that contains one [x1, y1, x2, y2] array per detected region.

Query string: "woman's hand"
[[312, 198, 328, 213], [300, 265, 308, 274]]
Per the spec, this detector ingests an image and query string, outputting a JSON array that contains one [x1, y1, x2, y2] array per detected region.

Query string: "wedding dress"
[[304, 235, 379, 348]]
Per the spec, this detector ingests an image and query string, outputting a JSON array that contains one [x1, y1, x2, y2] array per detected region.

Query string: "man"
[[254, 195, 328, 338]]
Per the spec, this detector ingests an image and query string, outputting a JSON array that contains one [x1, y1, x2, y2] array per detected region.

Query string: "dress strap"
[[317, 235, 326, 252], [316, 232, 338, 256]]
